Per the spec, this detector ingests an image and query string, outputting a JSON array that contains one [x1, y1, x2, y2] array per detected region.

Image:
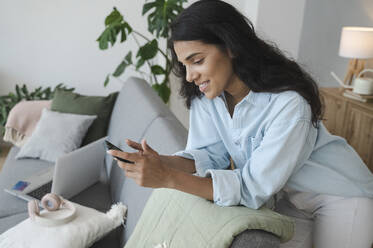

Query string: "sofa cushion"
[[0, 147, 54, 218], [51, 89, 118, 146], [15, 108, 96, 162], [113, 116, 187, 246], [105, 77, 188, 246]]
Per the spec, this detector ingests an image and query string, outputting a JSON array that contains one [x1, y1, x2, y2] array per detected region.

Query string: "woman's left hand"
[[107, 139, 171, 188]]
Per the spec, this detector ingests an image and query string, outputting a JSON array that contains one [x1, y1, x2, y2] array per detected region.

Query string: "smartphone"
[[104, 140, 134, 164]]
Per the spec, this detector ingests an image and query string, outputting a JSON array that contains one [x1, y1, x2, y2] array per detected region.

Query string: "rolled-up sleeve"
[[207, 119, 317, 208], [205, 169, 242, 206], [173, 97, 230, 176]]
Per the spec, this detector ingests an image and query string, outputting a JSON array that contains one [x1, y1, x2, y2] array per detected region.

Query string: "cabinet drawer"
[[321, 87, 373, 173], [343, 104, 373, 172], [321, 93, 347, 136]]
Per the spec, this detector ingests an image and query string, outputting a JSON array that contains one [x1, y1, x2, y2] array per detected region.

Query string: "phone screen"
[[104, 140, 134, 164]]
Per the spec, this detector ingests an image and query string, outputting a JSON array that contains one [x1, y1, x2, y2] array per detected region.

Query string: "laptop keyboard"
[[26, 181, 53, 200]]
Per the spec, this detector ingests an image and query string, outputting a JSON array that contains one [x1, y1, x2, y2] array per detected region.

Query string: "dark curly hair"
[[168, 0, 323, 127]]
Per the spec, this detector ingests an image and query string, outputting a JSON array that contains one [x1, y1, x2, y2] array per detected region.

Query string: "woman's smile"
[[198, 80, 210, 92]]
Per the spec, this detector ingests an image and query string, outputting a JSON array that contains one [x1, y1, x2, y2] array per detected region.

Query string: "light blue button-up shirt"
[[174, 90, 373, 209]]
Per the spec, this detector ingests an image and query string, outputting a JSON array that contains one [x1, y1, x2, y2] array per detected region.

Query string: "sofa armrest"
[[230, 229, 280, 248]]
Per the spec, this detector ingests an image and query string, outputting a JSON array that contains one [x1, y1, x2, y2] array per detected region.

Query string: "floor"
[[0, 145, 11, 172]]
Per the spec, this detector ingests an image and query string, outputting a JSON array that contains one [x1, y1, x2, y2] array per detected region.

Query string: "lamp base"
[[343, 59, 365, 86]]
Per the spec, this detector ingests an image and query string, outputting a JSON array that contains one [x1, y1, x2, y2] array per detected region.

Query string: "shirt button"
[[234, 140, 240, 146]]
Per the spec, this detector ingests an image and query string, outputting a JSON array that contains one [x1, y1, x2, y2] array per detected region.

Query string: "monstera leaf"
[[143, 0, 187, 38], [97, 7, 132, 50]]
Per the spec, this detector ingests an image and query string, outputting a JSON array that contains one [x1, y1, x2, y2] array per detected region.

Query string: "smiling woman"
[[111, 0, 373, 247]]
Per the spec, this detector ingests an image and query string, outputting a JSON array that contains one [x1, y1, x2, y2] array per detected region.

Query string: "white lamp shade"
[[339, 27, 373, 59]]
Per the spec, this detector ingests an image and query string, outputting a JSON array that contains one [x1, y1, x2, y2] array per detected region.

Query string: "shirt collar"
[[219, 91, 272, 107]]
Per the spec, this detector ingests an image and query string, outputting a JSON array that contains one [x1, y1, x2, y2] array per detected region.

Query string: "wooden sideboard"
[[320, 88, 373, 173]]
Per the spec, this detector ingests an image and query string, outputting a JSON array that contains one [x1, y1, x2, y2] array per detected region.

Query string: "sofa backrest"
[[105, 77, 188, 246]]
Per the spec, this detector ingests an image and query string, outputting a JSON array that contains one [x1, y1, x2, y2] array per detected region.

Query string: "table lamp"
[[339, 26, 373, 85]]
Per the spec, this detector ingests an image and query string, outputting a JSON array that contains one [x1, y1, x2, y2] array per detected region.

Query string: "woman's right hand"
[[126, 139, 196, 174]]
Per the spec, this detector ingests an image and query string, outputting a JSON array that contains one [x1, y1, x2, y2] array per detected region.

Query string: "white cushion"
[[0, 202, 127, 248], [16, 108, 96, 162]]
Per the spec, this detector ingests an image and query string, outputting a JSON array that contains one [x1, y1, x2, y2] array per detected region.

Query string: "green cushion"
[[51, 89, 118, 146], [125, 189, 294, 248]]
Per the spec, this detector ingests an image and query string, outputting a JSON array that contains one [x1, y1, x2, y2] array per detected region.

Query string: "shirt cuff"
[[205, 169, 241, 206], [173, 150, 212, 176]]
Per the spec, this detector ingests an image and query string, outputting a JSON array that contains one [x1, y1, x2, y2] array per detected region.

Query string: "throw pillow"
[[125, 188, 294, 248], [16, 108, 96, 162], [0, 202, 127, 248], [51, 89, 118, 146]]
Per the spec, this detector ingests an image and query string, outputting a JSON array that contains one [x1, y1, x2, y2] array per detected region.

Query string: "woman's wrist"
[[159, 155, 196, 173], [163, 167, 213, 201], [164, 167, 177, 189]]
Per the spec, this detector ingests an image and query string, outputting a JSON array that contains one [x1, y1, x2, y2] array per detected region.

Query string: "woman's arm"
[[160, 155, 196, 174], [167, 167, 213, 201]]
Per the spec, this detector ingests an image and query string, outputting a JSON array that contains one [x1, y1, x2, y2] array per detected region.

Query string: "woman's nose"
[[186, 67, 197, 83]]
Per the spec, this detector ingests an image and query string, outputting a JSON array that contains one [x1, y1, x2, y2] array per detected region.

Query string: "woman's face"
[[173, 40, 238, 99]]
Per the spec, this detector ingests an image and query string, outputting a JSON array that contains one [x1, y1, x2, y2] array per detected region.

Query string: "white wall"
[[255, 0, 307, 60], [0, 0, 151, 96], [185, 0, 259, 23]]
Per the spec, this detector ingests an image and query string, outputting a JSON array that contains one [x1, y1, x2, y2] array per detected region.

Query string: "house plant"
[[0, 83, 74, 138], [96, 0, 187, 103]]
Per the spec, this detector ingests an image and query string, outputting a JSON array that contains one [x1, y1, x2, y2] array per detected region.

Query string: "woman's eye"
[[193, 59, 204, 65]]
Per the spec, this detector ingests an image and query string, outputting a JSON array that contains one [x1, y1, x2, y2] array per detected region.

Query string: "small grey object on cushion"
[[16, 108, 96, 162], [230, 230, 280, 248]]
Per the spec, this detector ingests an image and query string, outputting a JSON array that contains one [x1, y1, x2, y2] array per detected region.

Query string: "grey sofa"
[[0, 77, 280, 247]]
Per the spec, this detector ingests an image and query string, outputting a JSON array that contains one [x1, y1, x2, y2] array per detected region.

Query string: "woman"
[[107, 0, 373, 247]]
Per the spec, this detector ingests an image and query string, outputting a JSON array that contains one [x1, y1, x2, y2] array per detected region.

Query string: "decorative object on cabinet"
[[320, 87, 373, 173], [332, 68, 373, 97], [343, 89, 373, 103], [338, 27, 373, 86]]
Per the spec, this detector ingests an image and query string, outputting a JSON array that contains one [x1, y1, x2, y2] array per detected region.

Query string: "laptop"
[[4, 138, 106, 202]]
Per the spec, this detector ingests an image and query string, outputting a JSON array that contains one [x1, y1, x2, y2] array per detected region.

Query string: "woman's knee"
[[313, 197, 373, 248]]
